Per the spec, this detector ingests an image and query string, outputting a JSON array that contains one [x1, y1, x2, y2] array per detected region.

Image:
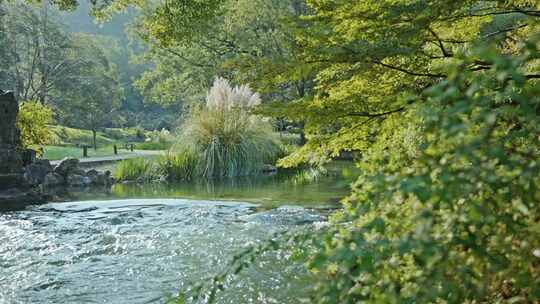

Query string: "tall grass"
[[175, 77, 281, 179], [114, 158, 157, 181], [157, 150, 198, 181]]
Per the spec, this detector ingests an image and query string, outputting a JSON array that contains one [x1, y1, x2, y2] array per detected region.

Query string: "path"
[[50, 150, 164, 167]]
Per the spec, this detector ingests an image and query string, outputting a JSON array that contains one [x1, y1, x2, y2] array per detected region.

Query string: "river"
[[0, 162, 357, 303]]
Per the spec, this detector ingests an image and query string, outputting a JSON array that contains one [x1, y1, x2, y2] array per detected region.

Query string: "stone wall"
[[0, 90, 24, 190]]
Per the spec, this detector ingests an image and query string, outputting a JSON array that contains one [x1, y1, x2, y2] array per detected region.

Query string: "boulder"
[[101, 170, 114, 185], [43, 172, 64, 187], [53, 158, 80, 177], [72, 168, 87, 177], [86, 170, 114, 186], [24, 160, 53, 186], [67, 174, 91, 187], [86, 169, 100, 184]]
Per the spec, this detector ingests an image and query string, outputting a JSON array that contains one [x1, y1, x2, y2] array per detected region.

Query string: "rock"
[[261, 164, 278, 173], [67, 174, 91, 187], [53, 157, 80, 177], [0, 90, 46, 210], [24, 160, 53, 186], [0, 90, 24, 191], [72, 168, 86, 176], [43, 172, 64, 187], [90, 170, 114, 186], [0, 90, 22, 148], [86, 169, 100, 184]]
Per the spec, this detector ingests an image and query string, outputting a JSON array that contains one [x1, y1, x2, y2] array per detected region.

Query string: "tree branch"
[[371, 60, 446, 78], [346, 107, 405, 118], [428, 28, 452, 58], [161, 47, 214, 68], [483, 24, 528, 39]]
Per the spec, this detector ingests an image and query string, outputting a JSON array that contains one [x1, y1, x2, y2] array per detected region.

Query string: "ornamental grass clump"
[[114, 158, 157, 181], [172, 77, 281, 179]]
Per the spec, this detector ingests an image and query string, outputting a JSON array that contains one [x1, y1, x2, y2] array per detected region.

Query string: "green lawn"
[[50, 125, 146, 146], [42, 145, 131, 161]]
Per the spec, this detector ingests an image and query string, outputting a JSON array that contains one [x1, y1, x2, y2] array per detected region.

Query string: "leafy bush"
[[136, 141, 172, 151], [137, 128, 174, 150], [102, 128, 141, 142], [17, 101, 54, 151]]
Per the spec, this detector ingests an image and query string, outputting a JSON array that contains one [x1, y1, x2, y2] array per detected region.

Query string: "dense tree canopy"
[[273, 0, 540, 166]]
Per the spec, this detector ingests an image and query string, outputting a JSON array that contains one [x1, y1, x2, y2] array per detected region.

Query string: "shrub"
[[17, 101, 54, 152], [50, 125, 114, 146], [136, 141, 172, 151], [138, 128, 174, 150]]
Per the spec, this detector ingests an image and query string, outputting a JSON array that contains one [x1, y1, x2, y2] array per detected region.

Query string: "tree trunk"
[[39, 0, 48, 104], [92, 129, 97, 151], [296, 79, 307, 146], [299, 130, 306, 146]]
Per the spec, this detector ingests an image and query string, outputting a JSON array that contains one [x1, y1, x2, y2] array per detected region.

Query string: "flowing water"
[[0, 162, 358, 303]]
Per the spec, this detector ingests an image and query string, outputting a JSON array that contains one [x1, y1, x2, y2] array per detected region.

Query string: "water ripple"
[[0, 198, 321, 303]]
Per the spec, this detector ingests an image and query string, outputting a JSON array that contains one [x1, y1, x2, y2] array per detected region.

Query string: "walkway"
[[50, 150, 164, 167]]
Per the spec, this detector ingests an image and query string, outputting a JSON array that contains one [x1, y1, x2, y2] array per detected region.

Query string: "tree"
[[56, 33, 123, 149], [299, 39, 540, 304], [272, 0, 540, 166], [0, 2, 82, 104]]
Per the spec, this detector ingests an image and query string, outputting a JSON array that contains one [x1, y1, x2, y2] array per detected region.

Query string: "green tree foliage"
[[273, 0, 540, 167], [0, 2, 74, 103], [0, 1, 125, 142], [55, 33, 124, 149], [17, 101, 54, 151]]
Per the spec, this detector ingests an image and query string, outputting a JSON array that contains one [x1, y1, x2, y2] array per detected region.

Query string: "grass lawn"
[[42, 145, 131, 161], [50, 125, 146, 146]]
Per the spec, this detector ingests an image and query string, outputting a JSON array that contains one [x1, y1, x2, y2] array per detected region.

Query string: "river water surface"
[[0, 163, 357, 303]]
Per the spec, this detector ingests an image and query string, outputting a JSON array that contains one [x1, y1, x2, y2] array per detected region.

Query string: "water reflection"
[[58, 161, 359, 209]]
